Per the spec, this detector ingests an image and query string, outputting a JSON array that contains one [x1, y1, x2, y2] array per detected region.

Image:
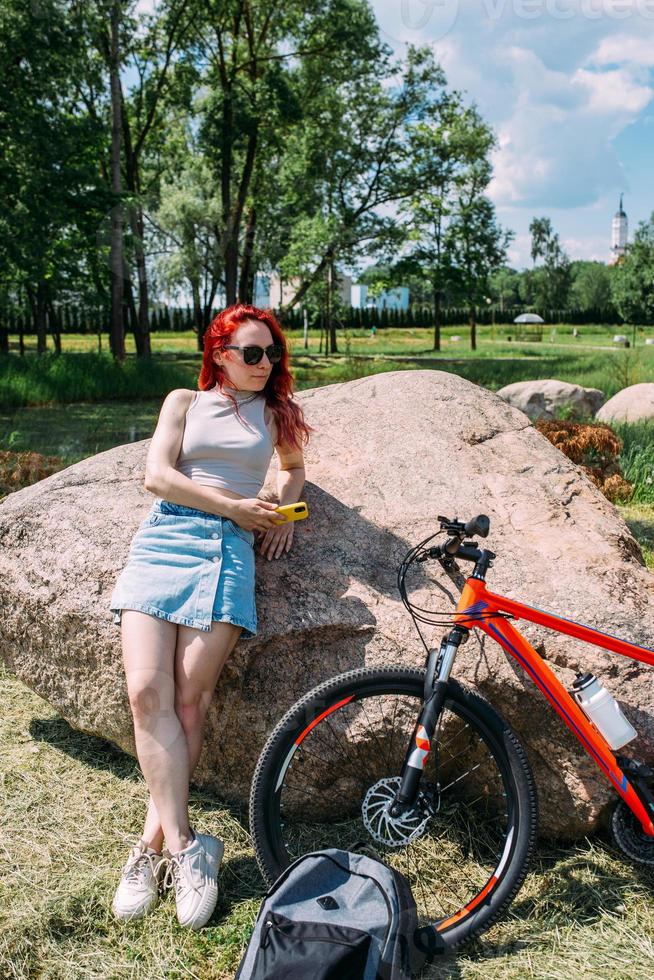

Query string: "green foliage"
[[614, 421, 654, 503], [528, 217, 572, 310], [0, 351, 194, 409], [570, 261, 613, 312], [0, 0, 110, 319], [611, 212, 654, 325], [489, 267, 521, 309]]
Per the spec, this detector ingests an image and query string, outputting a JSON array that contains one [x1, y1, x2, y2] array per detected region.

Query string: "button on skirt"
[[109, 498, 257, 638]]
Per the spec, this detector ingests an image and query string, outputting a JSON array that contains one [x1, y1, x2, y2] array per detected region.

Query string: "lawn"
[[3, 619, 654, 979], [2, 327, 653, 411], [2, 327, 654, 977]]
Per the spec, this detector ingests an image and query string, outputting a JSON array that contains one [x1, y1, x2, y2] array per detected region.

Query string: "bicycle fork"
[[389, 627, 469, 817]]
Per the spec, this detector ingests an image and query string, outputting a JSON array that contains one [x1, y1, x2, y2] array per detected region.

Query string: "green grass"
[[3, 607, 654, 979], [2, 327, 653, 409], [3, 326, 654, 975], [615, 422, 654, 504], [620, 502, 654, 567]]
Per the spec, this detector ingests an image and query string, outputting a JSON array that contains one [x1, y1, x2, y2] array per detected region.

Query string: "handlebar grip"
[[464, 515, 489, 538]]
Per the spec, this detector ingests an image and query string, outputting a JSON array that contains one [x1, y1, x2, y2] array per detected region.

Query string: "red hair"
[[198, 303, 313, 452]]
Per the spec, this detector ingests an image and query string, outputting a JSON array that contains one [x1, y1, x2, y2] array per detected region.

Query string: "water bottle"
[[571, 672, 637, 750]]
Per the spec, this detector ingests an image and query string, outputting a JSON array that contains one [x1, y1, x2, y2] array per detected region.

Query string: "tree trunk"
[[129, 203, 151, 356], [30, 282, 48, 354], [469, 305, 477, 351], [221, 87, 259, 306], [109, 1, 125, 361], [239, 204, 257, 303], [432, 284, 441, 352], [47, 301, 61, 354], [191, 282, 203, 343], [124, 277, 139, 342], [327, 251, 338, 355]]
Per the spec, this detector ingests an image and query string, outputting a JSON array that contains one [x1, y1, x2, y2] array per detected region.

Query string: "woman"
[[108, 303, 311, 930]]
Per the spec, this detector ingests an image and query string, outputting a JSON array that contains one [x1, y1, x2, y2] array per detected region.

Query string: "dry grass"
[[3, 663, 654, 979]]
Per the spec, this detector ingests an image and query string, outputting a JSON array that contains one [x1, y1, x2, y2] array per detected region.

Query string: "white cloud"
[[373, 2, 654, 264], [591, 34, 654, 66], [573, 66, 652, 116], [486, 48, 644, 209]]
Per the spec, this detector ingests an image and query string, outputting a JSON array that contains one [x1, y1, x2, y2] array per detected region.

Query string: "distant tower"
[[610, 193, 628, 262]]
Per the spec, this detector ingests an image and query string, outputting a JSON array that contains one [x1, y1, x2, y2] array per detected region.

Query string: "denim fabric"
[[109, 498, 257, 638]]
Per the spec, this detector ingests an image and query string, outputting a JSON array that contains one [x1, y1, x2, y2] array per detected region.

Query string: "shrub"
[[0, 451, 65, 499], [535, 419, 634, 503]]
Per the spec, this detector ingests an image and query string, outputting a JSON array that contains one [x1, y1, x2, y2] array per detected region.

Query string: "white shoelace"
[[162, 851, 202, 895], [122, 843, 165, 887]]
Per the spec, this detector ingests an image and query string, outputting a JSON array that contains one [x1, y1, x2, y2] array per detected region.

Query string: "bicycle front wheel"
[[249, 666, 537, 953]]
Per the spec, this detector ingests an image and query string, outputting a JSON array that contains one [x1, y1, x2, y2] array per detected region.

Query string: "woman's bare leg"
[[121, 610, 192, 855], [139, 620, 243, 851]]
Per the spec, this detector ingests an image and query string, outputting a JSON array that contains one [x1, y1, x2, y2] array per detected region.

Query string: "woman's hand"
[[257, 520, 295, 560], [228, 497, 286, 533]]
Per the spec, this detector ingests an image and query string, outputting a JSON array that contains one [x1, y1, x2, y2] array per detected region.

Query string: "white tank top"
[[175, 384, 274, 497]]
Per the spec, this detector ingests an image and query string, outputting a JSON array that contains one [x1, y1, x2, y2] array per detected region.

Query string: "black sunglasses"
[[223, 344, 285, 365]]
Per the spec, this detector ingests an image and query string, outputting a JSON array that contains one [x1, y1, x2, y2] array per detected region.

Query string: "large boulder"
[[596, 383, 654, 424], [497, 379, 605, 421], [1, 370, 653, 838]]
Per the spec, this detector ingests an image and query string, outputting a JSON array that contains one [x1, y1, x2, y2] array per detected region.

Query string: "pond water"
[[0, 400, 162, 465]]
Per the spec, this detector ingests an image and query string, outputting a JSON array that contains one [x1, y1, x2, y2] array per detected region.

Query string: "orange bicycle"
[[249, 514, 654, 956]]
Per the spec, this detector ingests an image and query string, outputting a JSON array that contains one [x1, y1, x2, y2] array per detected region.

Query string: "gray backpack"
[[235, 848, 420, 979]]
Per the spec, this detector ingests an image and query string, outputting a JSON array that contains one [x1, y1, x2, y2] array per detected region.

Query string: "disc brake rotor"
[[361, 776, 432, 847]]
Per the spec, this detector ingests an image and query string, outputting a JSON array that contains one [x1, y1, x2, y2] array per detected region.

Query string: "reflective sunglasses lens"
[[243, 347, 264, 365], [268, 345, 284, 363]]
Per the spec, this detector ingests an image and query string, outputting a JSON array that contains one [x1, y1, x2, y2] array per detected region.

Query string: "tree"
[[398, 92, 482, 351], [611, 213, 654, 326], [443, 111, 512, 350], [528, 216, 571, 310], [0, 0, 108, 354], [570, 260, 612, 311], [153, 152, 223, 338], [489, 266, 520, 311], [446, 197, 512, 350], [278, 45, 469, 354]]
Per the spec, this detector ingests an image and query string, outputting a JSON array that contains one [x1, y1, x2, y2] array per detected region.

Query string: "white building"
[[610, 194, 628, 263], [351, 284, 410, 311], [254, 271, 352, 308]]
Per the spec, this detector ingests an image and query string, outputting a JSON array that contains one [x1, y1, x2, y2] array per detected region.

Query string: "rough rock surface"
[[596, 383, 654, 424], [1, 370, 653, 838], [496, 379, 605, 421]]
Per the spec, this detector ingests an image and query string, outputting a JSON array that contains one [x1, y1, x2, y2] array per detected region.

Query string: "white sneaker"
[[163, 830, 224, 930], [112, 839, 167, 921]]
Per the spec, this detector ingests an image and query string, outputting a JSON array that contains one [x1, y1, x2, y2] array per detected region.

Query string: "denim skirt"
[[109, 498, 257, 638]]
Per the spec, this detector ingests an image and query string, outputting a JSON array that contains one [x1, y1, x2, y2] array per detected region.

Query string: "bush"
[[0, 450, 65, 499], [535, 419, 634, 503]]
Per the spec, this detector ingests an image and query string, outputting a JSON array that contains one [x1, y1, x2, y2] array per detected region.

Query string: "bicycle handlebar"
[[437, 514, 490, 540], [416, 514, 494, 567]]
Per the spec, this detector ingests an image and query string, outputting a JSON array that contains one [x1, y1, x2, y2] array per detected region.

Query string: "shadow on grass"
[[23, 713, 654, 978], [28, 713, 253, 826]]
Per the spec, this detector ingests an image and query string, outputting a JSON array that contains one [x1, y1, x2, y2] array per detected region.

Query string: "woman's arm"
[[258, 441, 305, 560], [144, 390, 237, 517]]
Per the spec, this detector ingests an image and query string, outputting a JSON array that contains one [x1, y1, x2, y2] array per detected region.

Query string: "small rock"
[[496, 379, 605, 421]]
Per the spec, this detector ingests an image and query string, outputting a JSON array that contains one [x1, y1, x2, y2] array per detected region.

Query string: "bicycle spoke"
[[254, 677, 524, 937]]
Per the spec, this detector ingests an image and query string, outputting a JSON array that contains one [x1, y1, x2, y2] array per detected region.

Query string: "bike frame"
[[452, 576, 654, 836]]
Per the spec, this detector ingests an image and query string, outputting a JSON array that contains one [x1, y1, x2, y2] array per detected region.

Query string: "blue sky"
[[372, 0, 654, 268], [134, 0, 653, 271]]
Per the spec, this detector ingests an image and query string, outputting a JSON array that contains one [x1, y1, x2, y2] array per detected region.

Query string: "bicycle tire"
[[249, 666, 538, 954]]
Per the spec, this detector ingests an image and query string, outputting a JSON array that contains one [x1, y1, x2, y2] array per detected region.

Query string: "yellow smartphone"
[[274, 501, 309, 523]]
